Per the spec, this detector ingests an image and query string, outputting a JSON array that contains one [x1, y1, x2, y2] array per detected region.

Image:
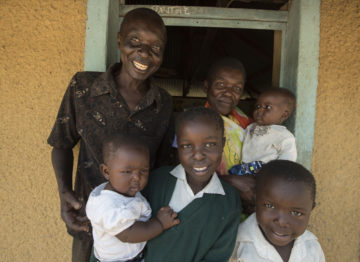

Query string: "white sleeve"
[[311, 240, 326, 262], [100, 204, 143, 236], [278, 136, 297, 161], [86, 196, 143, 236], [319, 248, 326, 262]]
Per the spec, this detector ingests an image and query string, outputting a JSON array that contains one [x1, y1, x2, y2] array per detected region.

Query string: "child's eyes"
[[290, 211, 303, 217], [180, 144, 192, 149], [264, 203, 274, 209], [120, 170, 132, 174], [204, 142, 216, 148], [255, 104, 272, 110], [264, 105, 272, 110], [140, 169, 149, 174]]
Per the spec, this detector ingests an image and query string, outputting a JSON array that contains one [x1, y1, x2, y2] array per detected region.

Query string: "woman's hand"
[[220, 174, 256, 214]]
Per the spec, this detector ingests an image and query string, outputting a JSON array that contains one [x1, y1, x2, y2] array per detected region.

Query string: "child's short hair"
[[175, 107, 224, 137], [102, 133, 149, 164], [261, 88, 296, 115], [256, 160, 316, 208], [206, 57, 246, 84], [119, 8, 166, 42]]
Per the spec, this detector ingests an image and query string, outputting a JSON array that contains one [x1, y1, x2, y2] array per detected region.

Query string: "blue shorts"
[[228, 161, 263, 175]]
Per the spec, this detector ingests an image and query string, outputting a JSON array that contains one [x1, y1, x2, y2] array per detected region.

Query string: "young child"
[[143, 107, 242, 262], [230, 160, 325, 262], [229, 88, 297, 175], [86, 134, 179, 262]]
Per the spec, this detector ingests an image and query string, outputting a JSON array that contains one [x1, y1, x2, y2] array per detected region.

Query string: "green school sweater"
[[143, 166, 242, 262]]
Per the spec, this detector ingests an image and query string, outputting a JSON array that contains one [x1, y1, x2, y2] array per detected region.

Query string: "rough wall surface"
[[0, 0, 87, 261], [311, 0, 360, 261], [1, 0, 360, 261]]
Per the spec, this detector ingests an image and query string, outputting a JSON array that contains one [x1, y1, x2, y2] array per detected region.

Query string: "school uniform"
[[143, 165, 242, 262]]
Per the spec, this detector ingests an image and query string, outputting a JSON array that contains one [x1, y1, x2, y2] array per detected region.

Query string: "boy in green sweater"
[[143, 107, 242, 262]]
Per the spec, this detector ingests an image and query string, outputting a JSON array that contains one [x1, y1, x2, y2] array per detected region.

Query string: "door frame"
[[83, 0, 320, 169]]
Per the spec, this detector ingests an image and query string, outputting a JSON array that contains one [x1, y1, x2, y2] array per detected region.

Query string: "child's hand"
[[156, 206, 180, 230]]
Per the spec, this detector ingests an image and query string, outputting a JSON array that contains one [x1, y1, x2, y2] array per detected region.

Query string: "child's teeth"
[[133, 61, 148, 70], [194, 167, 206, 171]]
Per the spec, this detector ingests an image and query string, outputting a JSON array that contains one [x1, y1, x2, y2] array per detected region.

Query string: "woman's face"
[[205, 67, 245, 116]]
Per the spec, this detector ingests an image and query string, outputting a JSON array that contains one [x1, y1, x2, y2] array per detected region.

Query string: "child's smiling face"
[[256, 178, 313, 248], [177, 118, 224, 186], [101, 145, 150, 197]]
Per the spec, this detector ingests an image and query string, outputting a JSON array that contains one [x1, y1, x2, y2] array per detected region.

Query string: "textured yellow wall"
[[0, 0, 87, 261], [1, 0, 359, 261], [311, 0, 360, 261]]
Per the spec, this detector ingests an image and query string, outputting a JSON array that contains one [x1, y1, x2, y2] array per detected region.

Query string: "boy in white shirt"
[[86, 134, 179, 262], [229, 88, 297, 175], [230, 160, 325, 262]]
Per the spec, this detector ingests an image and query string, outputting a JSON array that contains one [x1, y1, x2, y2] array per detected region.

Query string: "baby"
[[230, 160, 325, 262], [86, 134, 179, 262], [229, 88, 297, 175]]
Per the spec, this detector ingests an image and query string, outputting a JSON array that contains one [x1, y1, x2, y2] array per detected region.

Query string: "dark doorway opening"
[[153, 26, 274, 115]]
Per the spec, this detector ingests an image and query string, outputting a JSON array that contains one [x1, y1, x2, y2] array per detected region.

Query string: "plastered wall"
[[0, 0, 87, 261], [311, 0, 360, 261], [0, 0, 359, 261]]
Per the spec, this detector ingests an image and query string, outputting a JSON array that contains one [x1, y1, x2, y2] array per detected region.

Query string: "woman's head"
[[204, 58, 246, 116]]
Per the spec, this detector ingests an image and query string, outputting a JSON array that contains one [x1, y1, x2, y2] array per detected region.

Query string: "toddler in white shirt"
[[86, 134, 179, 262], [229, 88, 297, 175], [230, 160, 325, 262]]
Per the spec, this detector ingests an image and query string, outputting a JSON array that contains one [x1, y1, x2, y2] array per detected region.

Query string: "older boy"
[[48, 8, 172, 262]]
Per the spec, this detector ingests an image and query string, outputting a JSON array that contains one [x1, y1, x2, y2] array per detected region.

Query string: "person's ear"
[[221, 136, 226, 150], [281, 110, 290, 122], [117, 32, 122, 48], [100, 163, 110, 180], [203, 80, 209, 94]]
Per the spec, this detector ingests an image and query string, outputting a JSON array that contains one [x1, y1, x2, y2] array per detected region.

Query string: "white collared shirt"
[[230, 213, 325, 262], [168, 164, 225, 212]]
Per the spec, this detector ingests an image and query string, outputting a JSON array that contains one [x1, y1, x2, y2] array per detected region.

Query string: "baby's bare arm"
[[116, 206, 180, 243]]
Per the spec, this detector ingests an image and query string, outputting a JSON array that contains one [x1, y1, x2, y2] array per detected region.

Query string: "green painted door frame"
[[84, 0, 320, 169]]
